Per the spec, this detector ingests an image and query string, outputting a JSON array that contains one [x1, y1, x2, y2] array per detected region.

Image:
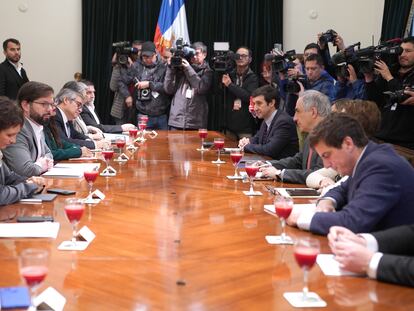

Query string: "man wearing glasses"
[[54, 88, 107, 150], [2, 81, 54, 177], [222, 46, 259, 139]]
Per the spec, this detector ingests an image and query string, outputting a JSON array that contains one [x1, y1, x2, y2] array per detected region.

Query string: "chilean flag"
[[154, 0, 190, 53]]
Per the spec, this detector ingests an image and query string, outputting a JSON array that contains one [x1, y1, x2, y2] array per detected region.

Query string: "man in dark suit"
[[328, 225, 414, 287], [54, 88, 108, 150], [288, 114, 414, 235], [81, 80, 134, 133], [238, 85, 298, 159], [0, 38, 29, 99], [260, 90, 331, 183]]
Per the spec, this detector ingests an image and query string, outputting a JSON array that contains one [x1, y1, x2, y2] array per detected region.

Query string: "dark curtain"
[[381, 0, 412, 41], [82, 0, 283, 129]]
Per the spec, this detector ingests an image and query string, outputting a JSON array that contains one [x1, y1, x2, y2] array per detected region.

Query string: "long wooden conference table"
[[0, 131, 413, 310]]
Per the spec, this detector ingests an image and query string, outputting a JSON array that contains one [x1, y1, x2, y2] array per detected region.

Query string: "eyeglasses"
[[238, 54, 250, 59], [32, 101, 55, 109], [71, 99, 83, 108]]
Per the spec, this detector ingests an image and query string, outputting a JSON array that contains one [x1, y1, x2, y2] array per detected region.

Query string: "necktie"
[[262, 123, 269, 144], [66, 122, 71, 138], [306, 148, 313, 169]]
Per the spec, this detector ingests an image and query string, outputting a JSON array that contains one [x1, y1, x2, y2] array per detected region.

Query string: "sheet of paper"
[[0, 222, 60, 238], [103, 133, 128, 141], [43, 163, 101, 178], [317, 254, 362, 276]]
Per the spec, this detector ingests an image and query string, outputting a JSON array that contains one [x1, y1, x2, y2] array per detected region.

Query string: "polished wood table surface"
[[1, 131, 413, 310]]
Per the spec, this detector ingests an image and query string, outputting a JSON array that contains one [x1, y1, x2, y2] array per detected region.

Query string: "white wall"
[[284, 0, 385, 54], [0, 0, 82, 93]]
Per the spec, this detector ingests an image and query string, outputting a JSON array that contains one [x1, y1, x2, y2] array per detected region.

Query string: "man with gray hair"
[[54, 88, 107, 150], [260, 90, 331, 184]]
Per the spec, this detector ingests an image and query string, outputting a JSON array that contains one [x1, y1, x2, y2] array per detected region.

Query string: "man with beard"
[[0, 38, 29, 99], [164, 41, 213, 129], [3, 82, 54, 177]]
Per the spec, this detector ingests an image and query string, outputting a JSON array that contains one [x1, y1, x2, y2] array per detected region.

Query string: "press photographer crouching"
[[164, 40, 213, 130], [119, 41, 169, 129], [364, 37, 414, 149]]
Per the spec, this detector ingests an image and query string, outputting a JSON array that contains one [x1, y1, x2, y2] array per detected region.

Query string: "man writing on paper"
[[287, 113, 414, 235], [260, 90, 329, 184], [238, 85, 298, 159]]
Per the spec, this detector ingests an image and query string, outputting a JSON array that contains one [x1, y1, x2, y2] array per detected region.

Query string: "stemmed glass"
[[244, 160, 259, 195], [138, 121, 147, 139], [115, 136, 128, 162], [84, 167, 99, 198], [212, 137, 225, 164], [100, 146, 116, 176], [197, 129, 208, 151], [19, 248, 49, 310], [64, 198, 85, 246], [230, 148, 243, 178], [127, 128, 138, 151], [273, 195, 294, 244], [284, 237, 324, 307]]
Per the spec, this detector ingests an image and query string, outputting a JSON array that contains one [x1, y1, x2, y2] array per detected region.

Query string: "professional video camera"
[[169, 38, 196, 68], [264, 50, 297, 73], [112, 41, 139, 65], [319, 29, 338, 46], [331, 40, 403, 77], [356, 41, 403, 73], [210, 42, 239, 72], [284, 75, 307, 94], [384, 86, 414, 104]]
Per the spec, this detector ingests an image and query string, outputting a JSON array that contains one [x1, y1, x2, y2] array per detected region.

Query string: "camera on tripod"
[[112, 41, 139, 65], [210, 42, 239, 72], [169, 38, 196, 68]]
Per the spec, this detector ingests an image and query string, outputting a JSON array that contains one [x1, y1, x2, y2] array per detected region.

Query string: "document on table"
[[317, 254, 362, 276], [0, 222, 60, 238], [43, 163, 101, 178], [103, 133, 129, 141]]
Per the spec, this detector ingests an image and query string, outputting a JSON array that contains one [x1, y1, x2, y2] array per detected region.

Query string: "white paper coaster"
[[212, 160, 226, 164], [283, 292, 327, 308], [226, 175, 244, 180], [58, 241, 89, 251], [34, 287, 66, 311], [265, 235, 294, 245], [243, 190, 262, 196]]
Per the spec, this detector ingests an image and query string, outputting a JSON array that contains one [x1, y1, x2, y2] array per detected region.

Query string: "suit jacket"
[[2, 119, 52, 177], [55, 109, 95, 149], [243, 110, 298, 160], [0, 60, 29, 99], [44, 125, 82, 161], [269, 136, 323, 184], [80, 105, 122, 133], [310, 142, 414, 235], [0, 157, 37, 205], [372, 225, 414, 287]]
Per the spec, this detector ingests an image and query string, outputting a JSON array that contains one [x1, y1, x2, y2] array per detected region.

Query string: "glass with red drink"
[[19, 248, 49, 308], [129, 128, 138, 139], [84, 168, 99, 197], [230, 148, 243, 177], [244, 160, 259, 194], [293, 237, 320, 302], [212, 137, 225, 164], [197, 129, 208, 151], [102, 147, 114, 169], [64, 198, 85, 246], [274, 195, 294, 243]]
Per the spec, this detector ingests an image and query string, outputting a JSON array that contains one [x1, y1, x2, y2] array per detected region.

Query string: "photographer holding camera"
[[222, 46, 259, 138], [364, 37, 414, 149], [164, 41, 213, 130], [119, 41, 169, 129], [110, 40, 142, 125]]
